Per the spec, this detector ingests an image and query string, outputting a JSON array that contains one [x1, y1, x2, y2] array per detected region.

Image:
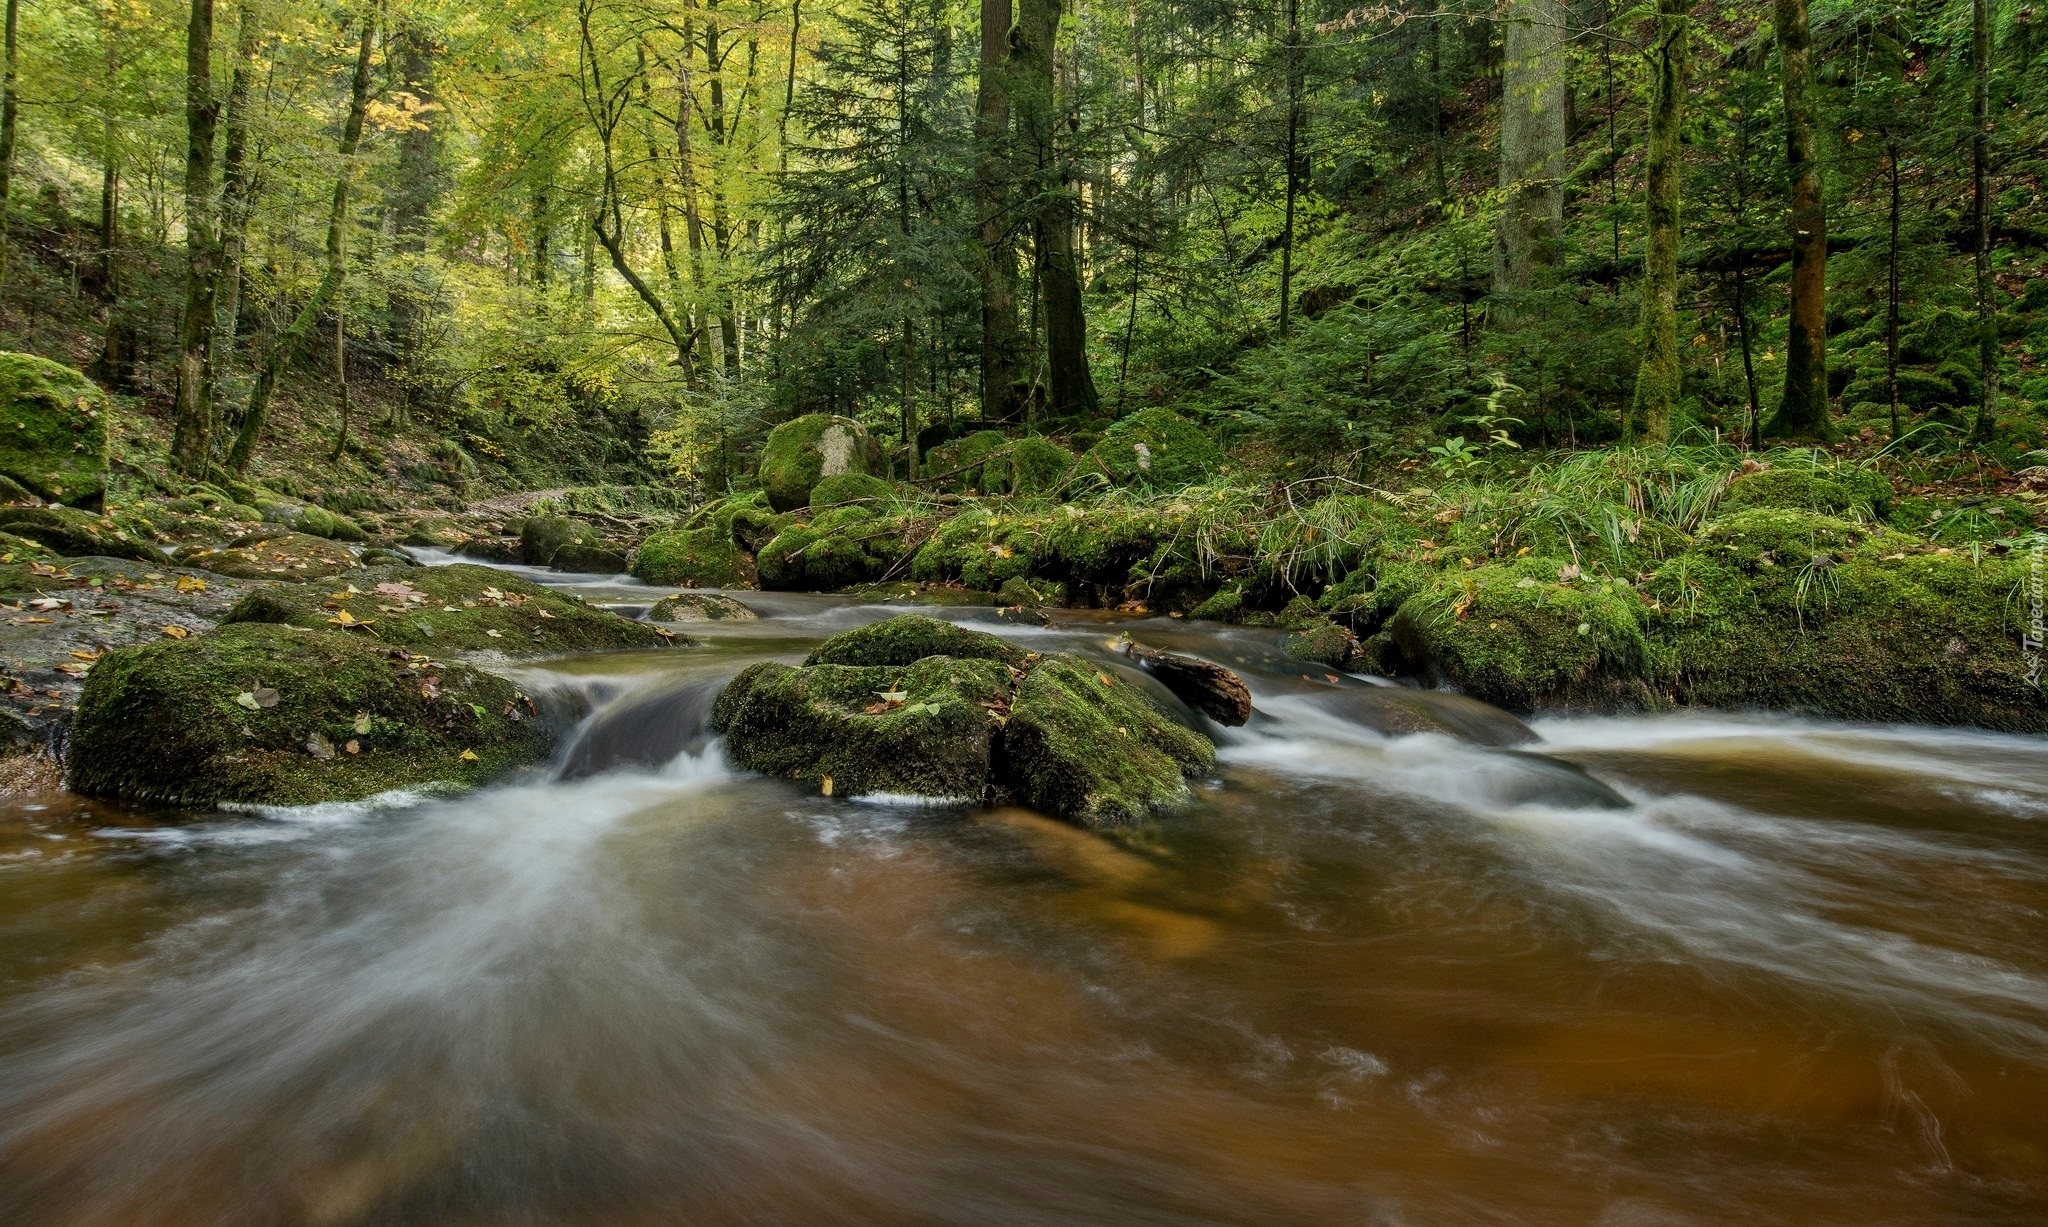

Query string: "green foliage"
[[1081, 409, 1222, 490]]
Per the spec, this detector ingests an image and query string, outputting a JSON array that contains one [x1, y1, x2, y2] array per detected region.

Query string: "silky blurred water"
[[2, 589, 2044, 1226]]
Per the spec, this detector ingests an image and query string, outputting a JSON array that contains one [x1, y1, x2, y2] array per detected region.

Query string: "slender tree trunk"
[[214, 0, 263, 365], [976, 0, 1023, 421], [1886, 137, 1902, 440], [1276, 0, 1303, 337], [1604, 0, 1619, 296], [1765, 0, 1830, 438], [1970, 0, 1998, 441], [1732, 266, 1759, 447], [1628, 0, 1689, 443], [1493, 0, 1568, 318], [388, 17, 439, 425], [1014, 0, 1098, 418], [170, 0, 223, 476], [94, 34, 135, 389], [227, 10, 376, 474], [0, 0, 18, 294], [328, 297, 348, 458]]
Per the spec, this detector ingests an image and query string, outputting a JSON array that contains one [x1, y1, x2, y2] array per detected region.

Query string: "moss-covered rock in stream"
[[649, 591, 756, 622], [258, 497, 368, 542], [0, 505, 167, 562], [712, 656, 1014, 799], [222, 562, 670, 654], [713, 615, 1216, 825], [0, 353, 109, 509], [1081, 409, 1222, 490], [760, 414, 879, 512], [1645, 509, 2047, 731], [67, 622, 555, 808], [521, 515, 603, 567], [1389, 556, 1655, 712], [1001, 655, 1216, 826], [757, 507, 907, 591], [178, 532, 358, 580], [804, 614, 1027, 668], [632, 525, 755, 587]]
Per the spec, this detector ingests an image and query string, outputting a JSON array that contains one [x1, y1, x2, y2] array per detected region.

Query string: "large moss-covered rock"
[[1003, 655, 1215, 826], [521, 515, 602, 566], [712, 656, 1014, 799], [1647, 509, 2047, 731], [760, 414, 878, 512], [258, 497, 368, 542], [0, 505, 166, 562], [632, 526, 753, 587], [1083, 408, 1222, 490], [1719, 465, 1889, 519], [222, 562, 669, 654], [1389, 556, 1654, 712], [649, 591, 756, 622], [923, 430, 1009, 493], [713, 616, 1215, 825], [179, 531, 358, 580], [0, 353, 109, 509], [757, 506, 909, 591], [67, 622, 554, 808], [999, 436, 1075, 495], [808, 472, 896, 510], [804, 613, 1027, 668]]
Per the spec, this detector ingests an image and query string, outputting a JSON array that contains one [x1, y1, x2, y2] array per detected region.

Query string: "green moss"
[[809, 472, 896, 510], [1003, 654, 1215, 827], [711, 656, 1013, 798], [67, 622, 554, 808], [1284, 618, 1359, 666], [757, 507, 905, 591], [632, 526, 753, 587], [994, 575, 1063, 607], [804, 613, 1027, 668], [221, 562, 669, 654], [648, 591, 757, 621], [1720, 465, 1889, 519], [760, 414, 876, 512], [1188, 583, 1245, 622], [1390, 556, 1652, 712], [1004, 436, 1076, 495], [0, 505, 165, 562], [1082, 408, 1222, 490], [853, 581, 997, 607], [521, 515, 602, 566], [0, 352, 109, 509], [550, 542, 629, 573]]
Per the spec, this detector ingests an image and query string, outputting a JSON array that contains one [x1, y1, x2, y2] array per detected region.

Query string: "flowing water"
[[3, 565, 2047, 1226]]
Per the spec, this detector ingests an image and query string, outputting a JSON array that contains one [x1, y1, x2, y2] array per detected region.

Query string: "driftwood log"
[[1121, 642, 1252, 727]]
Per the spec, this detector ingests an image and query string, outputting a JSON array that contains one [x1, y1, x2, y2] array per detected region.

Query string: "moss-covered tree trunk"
[[213, 0, 264, 368], [170, 0, 222, 477], [1014, 0, 1098, 419], [976, 0, 1024, 422], [1628, 0, 1689, 443], [0, 0, 19, 291], [1276, 0, 1305, 337], [1492, 0, 1568, 320], [387, 17, 440, 428], [1969, 0, 1999, 442], [226, 10, 376, 475], [1765, 0, 1831, 439]]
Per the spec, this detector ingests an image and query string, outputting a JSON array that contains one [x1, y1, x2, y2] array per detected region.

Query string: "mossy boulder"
[[222, 562, 669, 654], [760, 414, 878, 512], [1720, 465, 1889, 519], [1647, 509, 2047, 731], [550, 542, 630, 574], [999, 436, 1076, 496], [179, 532, 358, 580], [0, 353, 109, 509], [648, 591, 756, 622], [1002, 655, 1216, 826], [0, 505, 166, 562], [521, 515, 603, 567], [1390, 557, 1653, 712], [923, 430, 1009, 493], [852, 581, 997, 607], [67, 622, 555, 808], [757, 507, 906, 591], [1283, 617, 1361, 667], [712, 656, 1014, 799], [1083, 408, 1222, 490], [259, 498, 368, 542], [809, 472, 896, 510], [712, 615, 1215, 825], [632, 526, 754, 587], [804, 614, 1027, 668]]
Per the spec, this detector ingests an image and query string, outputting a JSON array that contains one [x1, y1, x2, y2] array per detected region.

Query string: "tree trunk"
[[388, 18, 440, 425], [94, 33, 134, 390], [0, 0, 18, 292], [214, 0, 263, 365], [1492, 0, 1568, 317], [1732, 266, 1759, 447], [1970, 0, 1999, 441], [1276, 0, 1304, 337], [1627, 0, 1689, 444], [1765, 0, 1830, 439], [1886, 137, 1902, 440], [170, 0, 223, 477], [1014, 0, 1098, 418], [976, 0, 1024, 421], [227, 11, 376, 474]]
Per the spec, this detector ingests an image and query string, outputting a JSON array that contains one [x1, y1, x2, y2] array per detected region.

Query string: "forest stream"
[[1, 556, 2045, 1227]]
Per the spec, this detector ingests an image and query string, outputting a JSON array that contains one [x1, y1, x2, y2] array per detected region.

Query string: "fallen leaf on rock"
[[253, 687, 280, 708], [484, 629, 504, 638], [821, 775, 833, 796], [344, 739, 360, 755], [305, 733, 335, 760], [458, 748, 479, 762], [353, 711, 372, 735], [54, 662, 92, 677], [235, 691, 261, 711], [175, 575, 207, 593]]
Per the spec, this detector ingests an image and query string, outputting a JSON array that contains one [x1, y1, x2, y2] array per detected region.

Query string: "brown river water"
[[2, 558, 2046, 1226]]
